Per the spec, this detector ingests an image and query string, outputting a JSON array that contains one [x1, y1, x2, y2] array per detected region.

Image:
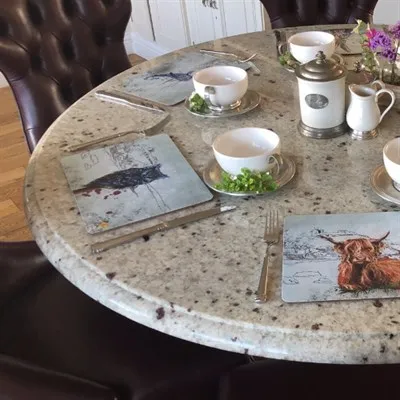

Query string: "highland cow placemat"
[[61, 134, 213, 234], [282, 212, 400, 303]]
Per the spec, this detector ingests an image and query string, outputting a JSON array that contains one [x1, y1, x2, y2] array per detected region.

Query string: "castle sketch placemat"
[[282, 212, 400, 303], [121, 52, 251, 106], [61, 134, 213, 234]]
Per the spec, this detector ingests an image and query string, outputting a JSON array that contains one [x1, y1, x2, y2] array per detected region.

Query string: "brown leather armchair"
[[0, 354, 117, 400], [0, 241, 247, 400], [0, 0, 132, 152], [220, 359, 400, 400], [260, 0, 378, 29]]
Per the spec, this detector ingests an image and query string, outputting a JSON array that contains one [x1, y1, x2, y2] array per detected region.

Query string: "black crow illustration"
[[73, 164, 168, 194]]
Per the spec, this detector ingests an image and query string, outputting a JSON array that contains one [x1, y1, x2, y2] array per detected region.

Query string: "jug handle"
[[375, 88, 396, 123], [371, 80, 385, 91]]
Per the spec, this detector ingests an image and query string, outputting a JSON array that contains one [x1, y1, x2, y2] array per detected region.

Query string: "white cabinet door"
[[186, 0, 264, 46], [131, 0, 154, 43], [131, 0, 265, 58], [148, 0, 191, 51]]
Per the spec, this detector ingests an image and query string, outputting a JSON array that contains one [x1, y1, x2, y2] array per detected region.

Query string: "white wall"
[[0, 73, 6, 88], [374, 0, 400, 24]]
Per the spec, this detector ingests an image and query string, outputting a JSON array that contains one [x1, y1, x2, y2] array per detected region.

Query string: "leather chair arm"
[[0, 354, 117, 400], [0, 0, 132, 152], [260, 0, 378, 29], [0, 241, 53, 307]]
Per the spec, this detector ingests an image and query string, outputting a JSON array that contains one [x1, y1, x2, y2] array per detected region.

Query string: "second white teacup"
[[287, 31, 335, 64], [193, 66, 248, 111], [383, 137, 400, 191], [212, 127, 282, 176]]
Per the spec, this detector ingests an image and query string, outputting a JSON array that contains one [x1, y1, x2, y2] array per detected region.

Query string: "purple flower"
[[373, 32, 392, 49], [368, 36, 379, 51], [381, 47, 397, 62], [390, 21, 400, 40], [368, 31, 393, 52]]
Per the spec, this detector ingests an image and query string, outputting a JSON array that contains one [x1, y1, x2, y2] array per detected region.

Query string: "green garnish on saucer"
[[279, 51, 298, 68], [215, 168, 278, 193], [189, 93, 209, 113]]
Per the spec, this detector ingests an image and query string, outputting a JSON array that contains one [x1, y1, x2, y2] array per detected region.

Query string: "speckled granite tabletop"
[[25, 25, 400, 365]]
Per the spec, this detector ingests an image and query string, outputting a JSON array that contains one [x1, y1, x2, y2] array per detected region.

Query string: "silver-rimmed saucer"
[[184, 90, 261, 118], [370, 165, 400, 205], [203, 154, 296, 197]]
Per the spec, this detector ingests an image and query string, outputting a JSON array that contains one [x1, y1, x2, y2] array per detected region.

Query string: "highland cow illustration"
[[320, 232, 400, 291]]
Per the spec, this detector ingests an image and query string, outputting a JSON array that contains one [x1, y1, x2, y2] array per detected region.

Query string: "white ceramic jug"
[[346, 82, 396, 139]]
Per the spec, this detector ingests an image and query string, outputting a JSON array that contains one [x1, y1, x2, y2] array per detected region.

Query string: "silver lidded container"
[[295, 51, 348, 139]]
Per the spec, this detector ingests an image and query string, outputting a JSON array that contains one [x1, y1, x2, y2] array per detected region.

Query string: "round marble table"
[[25, 24, 400, 365]]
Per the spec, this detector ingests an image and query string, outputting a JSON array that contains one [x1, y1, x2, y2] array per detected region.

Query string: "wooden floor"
[[0, 54, 145, 241]]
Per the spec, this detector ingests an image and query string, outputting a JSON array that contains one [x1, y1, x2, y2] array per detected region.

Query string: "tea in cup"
[[383, 137, 400, 191], [280, 31, 336, 64], [193, 66, 248, 111], [212, 127, 282, 176]]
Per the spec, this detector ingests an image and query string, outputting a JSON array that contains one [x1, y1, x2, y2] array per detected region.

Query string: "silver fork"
[[199, 49, 260, 75], [199, 49, 257, 63], [255, 210, 280, 303]]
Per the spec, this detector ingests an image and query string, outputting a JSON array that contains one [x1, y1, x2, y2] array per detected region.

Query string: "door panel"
[[186, 0, 264, 46], [148, 0, 191, 50]]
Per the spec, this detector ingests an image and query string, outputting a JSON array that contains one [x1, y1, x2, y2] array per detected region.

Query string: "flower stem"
[[392, 40, 399, 84]]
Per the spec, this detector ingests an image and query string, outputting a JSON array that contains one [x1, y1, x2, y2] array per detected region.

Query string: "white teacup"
[[383, 137, 400, 191], [286, 31, 335, 64], [193, 66, 248, 111], [212, 127, 282, 176]]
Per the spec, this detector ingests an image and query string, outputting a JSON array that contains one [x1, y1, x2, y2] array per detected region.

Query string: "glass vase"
[[359, 51, 380, 80], [380, 58, 400, 86]]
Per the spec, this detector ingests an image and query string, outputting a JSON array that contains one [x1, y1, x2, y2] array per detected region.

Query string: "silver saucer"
[[298, 120, 350, 139], [203, 155, 296, 197], [349, 128, 379, 140], [284, 53, 344, 73], [184, 90, 261, 118], [370, 165, 400, 205]]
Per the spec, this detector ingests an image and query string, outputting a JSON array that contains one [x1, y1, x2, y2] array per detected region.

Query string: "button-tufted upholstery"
[[260, 0, 378, 29], [220, 359, 400, 400], [0, 0, 132, 152], [0, 240, 247, 400]]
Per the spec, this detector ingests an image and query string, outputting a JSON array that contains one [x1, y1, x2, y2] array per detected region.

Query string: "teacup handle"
[[332, 54, 344, 65], [269, 153, 284, 175], [375, 88, 396, 123], [204, 86, 216, 109], [371, 80, 385, 91], [277, 42, 287, 56]]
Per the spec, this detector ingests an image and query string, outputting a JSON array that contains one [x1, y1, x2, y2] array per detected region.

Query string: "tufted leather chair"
[[0, 241, 247, 400], [220, 359, 400, 400], [0, 354, 117, 400], [260, 0, 379, 29], [0, 0, 132, 152]]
